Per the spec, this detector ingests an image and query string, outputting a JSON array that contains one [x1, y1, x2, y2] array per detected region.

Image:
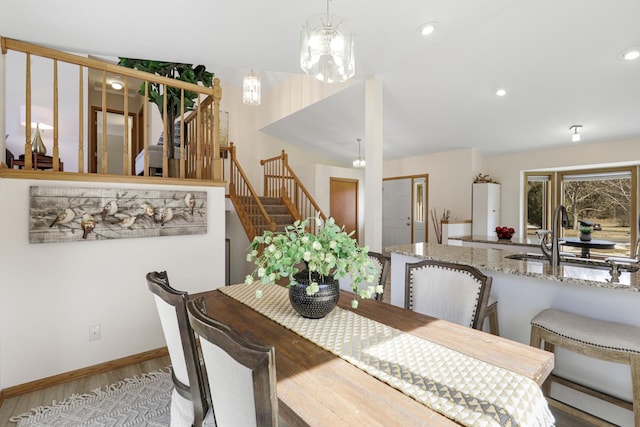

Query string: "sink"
[[505, 253, 639, 273]]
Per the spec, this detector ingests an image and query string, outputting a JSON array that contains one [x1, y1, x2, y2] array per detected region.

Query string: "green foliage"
[[579, 225, 592, 234], [527, 182, 543, 228], [245, 217, 381, 307]]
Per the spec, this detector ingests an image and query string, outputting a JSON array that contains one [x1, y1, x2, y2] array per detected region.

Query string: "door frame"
[[383, 174, 429, 243], [89, 106, 138, 174]]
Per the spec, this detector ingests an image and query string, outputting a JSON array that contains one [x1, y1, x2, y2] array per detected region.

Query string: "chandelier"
[[352, 138, 365, 168], [300, 0, 355, 84], [243, 70, 261, 106]]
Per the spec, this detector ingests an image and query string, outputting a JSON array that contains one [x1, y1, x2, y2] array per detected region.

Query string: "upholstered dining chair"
[[187, 298, 279, 427], [404, 260, 492, 330], [367, 251, 390, 301], [145, 271, 213, 427]]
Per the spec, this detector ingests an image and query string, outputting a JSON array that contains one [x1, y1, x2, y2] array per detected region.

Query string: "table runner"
[[220, 283, 554, 427]]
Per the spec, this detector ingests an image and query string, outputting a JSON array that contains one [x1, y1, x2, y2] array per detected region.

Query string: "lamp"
[[20, 105, 53, 155], [352, 138, 365, 168], [300, 0, 355, 84], [570, 125, 582, 142], [243, 70, 261, 106]]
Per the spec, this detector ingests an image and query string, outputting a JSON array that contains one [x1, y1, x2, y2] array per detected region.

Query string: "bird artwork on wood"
[[184, 193, 195, 214], [102, 200, 118, 221], [118, 216, 137, 228], [80, 213, 97, 239], [49, 208, 75, 227], [141, 203, 157, 223], [160, 207, 173, 226]]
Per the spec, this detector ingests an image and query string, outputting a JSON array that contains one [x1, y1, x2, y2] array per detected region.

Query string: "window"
[[524, 173, 553, 236], [415, 181, 425, 223], [558, 167, 637, 258]]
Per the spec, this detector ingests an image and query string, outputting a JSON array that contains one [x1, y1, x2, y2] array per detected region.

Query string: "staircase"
[[248, 196, 294, 236], [225, 144, 326, 242]]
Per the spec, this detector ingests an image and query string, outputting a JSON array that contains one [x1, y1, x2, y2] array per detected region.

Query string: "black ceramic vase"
[[289, 270, 339, 319]]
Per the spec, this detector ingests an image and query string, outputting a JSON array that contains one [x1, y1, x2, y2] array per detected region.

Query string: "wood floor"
[[0, 355, 170, 426]]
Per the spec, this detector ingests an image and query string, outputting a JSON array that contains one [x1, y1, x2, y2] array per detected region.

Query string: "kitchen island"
[[387, 242, 639, 426]]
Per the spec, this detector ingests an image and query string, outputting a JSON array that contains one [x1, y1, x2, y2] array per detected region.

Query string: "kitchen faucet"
[[540, 205, 568, 266]]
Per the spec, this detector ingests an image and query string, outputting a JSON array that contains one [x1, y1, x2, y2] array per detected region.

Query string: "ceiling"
[[1, 0, 639, 166]]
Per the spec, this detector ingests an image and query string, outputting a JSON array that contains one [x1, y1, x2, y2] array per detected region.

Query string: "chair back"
[[404, 260, 492, 329], [187, 299, 278, 427], [146, 271, 209, 426], [367, 251, 390, 301]]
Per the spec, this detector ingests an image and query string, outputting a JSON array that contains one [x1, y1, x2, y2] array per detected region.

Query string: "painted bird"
[[160, 207, 174, 226], [141, 203, 157, 223], [184, 193, 195, 214], [80, 213, 97, 239], [49, 208, 75, 227], [102, 200, 118, 221], [118, 216, 137, 228]]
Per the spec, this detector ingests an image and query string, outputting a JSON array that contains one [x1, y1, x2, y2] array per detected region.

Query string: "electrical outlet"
[[89, 324, 101, 341]]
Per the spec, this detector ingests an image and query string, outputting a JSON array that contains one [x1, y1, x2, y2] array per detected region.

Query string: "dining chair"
[[145, 271, 213, 427], [404, 259, 492, 330], [187, 298, 279, 427], [367, 251, 390, 301]]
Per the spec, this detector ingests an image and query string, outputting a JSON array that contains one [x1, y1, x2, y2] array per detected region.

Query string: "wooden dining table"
[[194, 286, 554, 426]]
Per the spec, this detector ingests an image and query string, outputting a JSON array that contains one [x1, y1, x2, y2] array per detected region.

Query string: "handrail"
[[226, 143, 276, 240], [1, 36, 222, 181], [260, 150, 327, 234]]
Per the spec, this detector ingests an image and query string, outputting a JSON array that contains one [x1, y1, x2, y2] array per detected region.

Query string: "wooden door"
[[330, 178, 359, 242]]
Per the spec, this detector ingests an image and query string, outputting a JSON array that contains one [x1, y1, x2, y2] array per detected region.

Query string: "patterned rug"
[[9, 368, 172, 427]]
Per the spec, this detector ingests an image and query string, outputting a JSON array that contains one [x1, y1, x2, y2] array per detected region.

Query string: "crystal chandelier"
[[352, 138, 365, 168], [243, 70, 261, 106], [300, 0, 355, 84]]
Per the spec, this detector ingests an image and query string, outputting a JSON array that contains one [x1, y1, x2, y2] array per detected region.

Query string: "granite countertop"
[[448, 235, 541, 247], [386, 242, 640, 292]]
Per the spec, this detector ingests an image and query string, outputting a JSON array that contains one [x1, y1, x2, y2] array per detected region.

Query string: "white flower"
[[306, 282, 320, 295], [303, 251, 312, 261], [267, 244, 276, 252], [329, 240, 337, 249], [375, 285, 384, 294], [257, 267, 266, 278], [244, 275, 254, 285], [312, 241, 322, 251], [301, 235, 309, 244], [351, 299, 359, 309]]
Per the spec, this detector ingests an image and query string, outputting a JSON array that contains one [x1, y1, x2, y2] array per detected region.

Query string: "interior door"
[[330, 178, 359, 242], [90, 108, 136, 174], [382, 178, 412, 247]]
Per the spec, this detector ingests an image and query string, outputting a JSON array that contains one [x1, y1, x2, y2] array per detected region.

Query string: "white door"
[[382, 178, 412, 248]]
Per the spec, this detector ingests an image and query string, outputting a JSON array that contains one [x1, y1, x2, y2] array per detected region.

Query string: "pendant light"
[[300, 0, 355, 84], [243, 70, 261, 106], [352, 138, 365, 168]]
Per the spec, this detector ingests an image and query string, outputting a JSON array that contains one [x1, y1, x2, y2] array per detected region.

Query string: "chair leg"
[[485, 301, 499, 336], [530, 326, 553, 396]]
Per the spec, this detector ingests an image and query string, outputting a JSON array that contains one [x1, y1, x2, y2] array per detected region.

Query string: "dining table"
[[194, 284, 555, 426]]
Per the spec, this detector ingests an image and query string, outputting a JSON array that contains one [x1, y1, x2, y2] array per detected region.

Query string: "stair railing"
[[260, 150, 327, 234], [1, 36, 222, 180], [225, 142, 276, 240]]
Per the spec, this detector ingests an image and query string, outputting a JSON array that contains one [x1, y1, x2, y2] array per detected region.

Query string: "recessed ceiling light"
[[495, 88, 508, 97], [622, 48, 640, 61], [418, 22, 438, 36], [111, 81, 123, 90]]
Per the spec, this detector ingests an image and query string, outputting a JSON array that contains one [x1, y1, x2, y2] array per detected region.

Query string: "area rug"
[[10, 368, 172, 427]]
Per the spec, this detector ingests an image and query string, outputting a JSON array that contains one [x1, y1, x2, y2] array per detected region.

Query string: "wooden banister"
[[260, 150, 326, 234], [227, 143, 276, 240], [2, 36, 222, 181]]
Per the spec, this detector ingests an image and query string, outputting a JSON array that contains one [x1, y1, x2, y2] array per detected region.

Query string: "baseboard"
[[0, 347, 168, 406]]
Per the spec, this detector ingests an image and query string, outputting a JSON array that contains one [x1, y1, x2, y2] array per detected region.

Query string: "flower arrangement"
[[245, 216, 381, 308]]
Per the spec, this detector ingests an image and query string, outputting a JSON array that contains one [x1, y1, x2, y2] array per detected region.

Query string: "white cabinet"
[[472, 183, 500, 236]]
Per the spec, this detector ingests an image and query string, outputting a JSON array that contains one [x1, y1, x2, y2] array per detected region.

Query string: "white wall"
[[482, 137, 640, 236], [0, 178, 225, 388]]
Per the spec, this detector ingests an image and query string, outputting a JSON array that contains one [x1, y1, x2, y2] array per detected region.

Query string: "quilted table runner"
[[220, 283, 554, 427]]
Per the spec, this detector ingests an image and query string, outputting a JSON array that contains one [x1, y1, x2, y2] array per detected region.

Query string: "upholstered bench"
[[530, 308, 640, 425]]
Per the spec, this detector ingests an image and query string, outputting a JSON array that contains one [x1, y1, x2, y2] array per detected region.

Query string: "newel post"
[[212, 78, 222, 181], [280, 150, 287, 198]]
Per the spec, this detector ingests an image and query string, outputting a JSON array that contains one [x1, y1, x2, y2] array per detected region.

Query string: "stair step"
[[258, 196, 283, 205]]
